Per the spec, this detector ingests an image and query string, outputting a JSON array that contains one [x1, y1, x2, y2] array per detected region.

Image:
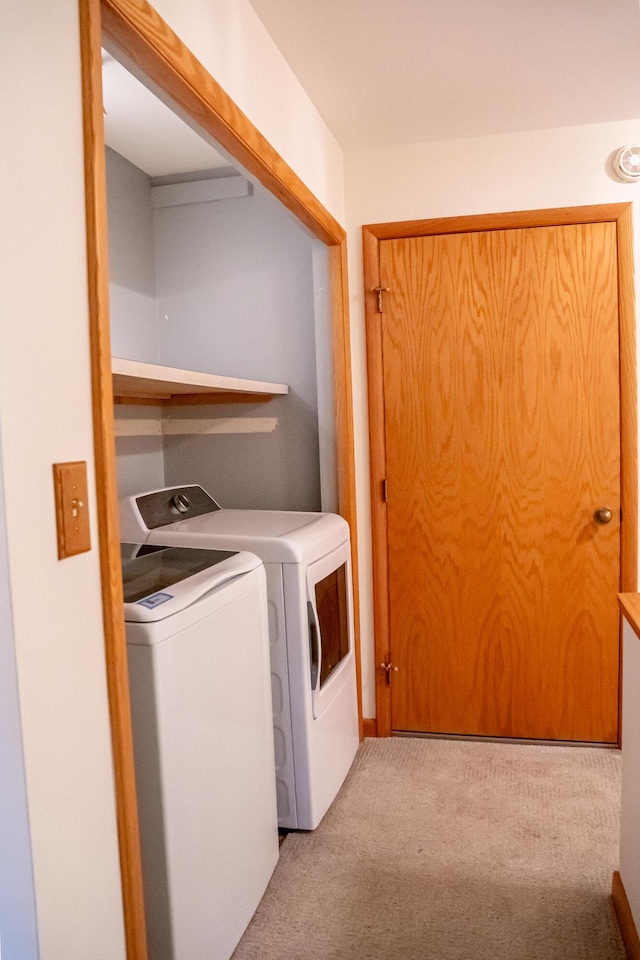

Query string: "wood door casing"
[[81, 1, 361, 955], [365, 214, 633, 740]]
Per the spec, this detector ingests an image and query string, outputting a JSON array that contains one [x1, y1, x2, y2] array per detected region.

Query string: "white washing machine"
[[122, 543, 279, 960], [119, 485, 360, 830]]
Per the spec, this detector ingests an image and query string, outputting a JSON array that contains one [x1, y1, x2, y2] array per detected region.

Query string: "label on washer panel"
[[137, 592, 174, 610]]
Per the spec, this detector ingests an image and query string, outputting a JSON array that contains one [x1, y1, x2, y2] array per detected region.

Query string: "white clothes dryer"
[[122, 543, 279, 960], [119, 485, 360, 830]]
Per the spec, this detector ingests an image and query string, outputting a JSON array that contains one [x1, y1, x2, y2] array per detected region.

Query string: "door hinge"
[[380, 660, 398, 684], [371, 285, 390, 313], [382, 478, 388, 503]]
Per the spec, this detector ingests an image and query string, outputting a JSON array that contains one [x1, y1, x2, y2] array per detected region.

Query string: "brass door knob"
[[593, 506, 613, 525]]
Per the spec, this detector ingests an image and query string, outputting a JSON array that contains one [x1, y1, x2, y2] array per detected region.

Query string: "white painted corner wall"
[[344, 119, 640, 717]]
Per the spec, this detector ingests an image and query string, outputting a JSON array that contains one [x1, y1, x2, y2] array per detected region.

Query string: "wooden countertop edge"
[[619, 594, 640, 640]]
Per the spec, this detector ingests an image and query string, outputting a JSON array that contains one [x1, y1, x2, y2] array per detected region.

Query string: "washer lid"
[[148, 509, 349, 563], [121, 543, 261, 623]]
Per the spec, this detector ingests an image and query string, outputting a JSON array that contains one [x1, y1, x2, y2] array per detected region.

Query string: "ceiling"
[[102, 51, 230, 177], [248, 0, 640, 151]]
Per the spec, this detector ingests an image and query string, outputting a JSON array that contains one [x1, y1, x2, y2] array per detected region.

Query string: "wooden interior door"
[[380, 222, 621, 742]]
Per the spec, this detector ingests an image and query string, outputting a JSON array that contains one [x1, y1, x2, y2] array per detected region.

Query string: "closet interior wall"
[[106, 145, 335, 511]]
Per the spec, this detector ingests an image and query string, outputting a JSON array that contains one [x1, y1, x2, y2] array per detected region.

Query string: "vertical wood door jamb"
[[79, 0, 148, 957], [363, 227, 393, 736]]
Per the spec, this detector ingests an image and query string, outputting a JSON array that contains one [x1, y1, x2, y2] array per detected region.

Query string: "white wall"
[[0, 0, 127, 957], [149, 0, 346, 226], [344, 119, 640, 716]]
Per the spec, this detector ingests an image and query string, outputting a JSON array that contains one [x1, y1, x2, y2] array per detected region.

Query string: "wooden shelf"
[[112, 358, 289, 405]]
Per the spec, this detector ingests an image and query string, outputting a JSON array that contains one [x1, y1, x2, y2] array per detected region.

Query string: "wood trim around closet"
[[100, 0, 345, 247], [363, 204, 638, 740], [80, 0, 360, 956], [612, 871, 640, 960], [79, 2, 148, 957]]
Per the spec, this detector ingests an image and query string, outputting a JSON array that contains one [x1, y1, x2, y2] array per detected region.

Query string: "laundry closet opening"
[[103, 48, 338, 514], [81, 5, 360, 953]]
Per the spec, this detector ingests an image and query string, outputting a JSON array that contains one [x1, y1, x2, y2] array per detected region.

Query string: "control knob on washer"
[[171, 493, 191, 514]]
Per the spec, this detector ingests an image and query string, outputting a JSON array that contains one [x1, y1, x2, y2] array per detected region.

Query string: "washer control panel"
[[135, 485, 221, 529]]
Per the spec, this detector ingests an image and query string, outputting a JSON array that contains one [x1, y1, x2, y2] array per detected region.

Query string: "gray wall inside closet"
[[107, 147, 333, 512]]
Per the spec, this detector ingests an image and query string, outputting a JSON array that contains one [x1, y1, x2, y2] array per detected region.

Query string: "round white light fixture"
[[613, 145, 640, 182]]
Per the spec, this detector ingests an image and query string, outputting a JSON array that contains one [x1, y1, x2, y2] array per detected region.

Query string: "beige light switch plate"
[[53, 461, 91, 559]]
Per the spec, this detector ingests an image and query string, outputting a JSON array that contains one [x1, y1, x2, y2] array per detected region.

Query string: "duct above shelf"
[[112, 357, 289, 405]]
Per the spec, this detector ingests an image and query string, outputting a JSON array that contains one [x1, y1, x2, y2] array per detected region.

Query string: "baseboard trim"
[[362, 718, 377, 738], [612, 871, 640, 959]]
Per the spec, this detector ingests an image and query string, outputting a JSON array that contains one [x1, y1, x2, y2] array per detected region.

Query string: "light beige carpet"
[[232, 737, 625, 960]]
